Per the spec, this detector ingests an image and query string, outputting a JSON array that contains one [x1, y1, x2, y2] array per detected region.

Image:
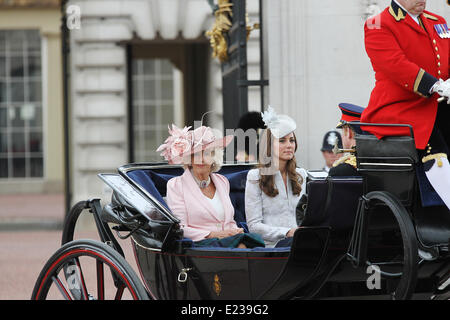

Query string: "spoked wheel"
[[349, 191, 418, 300], [32, 239, 149, 300]]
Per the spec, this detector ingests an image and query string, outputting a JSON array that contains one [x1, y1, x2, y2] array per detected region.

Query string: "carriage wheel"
[[364, 191, 418, 300], [32, 239, 148, 300]]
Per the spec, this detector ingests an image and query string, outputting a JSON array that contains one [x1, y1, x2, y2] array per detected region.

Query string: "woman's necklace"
[[191, 170, 211, 189]]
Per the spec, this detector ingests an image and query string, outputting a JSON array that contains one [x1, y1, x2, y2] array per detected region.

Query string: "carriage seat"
[[300, 176, 363, 231], [125, 167, 250, 229]]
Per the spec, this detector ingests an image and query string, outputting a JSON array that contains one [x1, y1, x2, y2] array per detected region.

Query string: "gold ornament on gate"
[[205, 0, 233, 63], [245, 13, 259, 41]]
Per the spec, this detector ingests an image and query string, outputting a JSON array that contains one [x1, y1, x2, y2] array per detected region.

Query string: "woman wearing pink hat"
[[245, 107, 307, 247], [157, 124, 265, 248]]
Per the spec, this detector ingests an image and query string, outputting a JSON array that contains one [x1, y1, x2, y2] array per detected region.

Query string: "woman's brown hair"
[[258, 129, 303, 197]]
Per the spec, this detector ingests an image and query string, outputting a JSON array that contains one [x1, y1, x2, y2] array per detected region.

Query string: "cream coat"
[[245, 168, 307, 247]]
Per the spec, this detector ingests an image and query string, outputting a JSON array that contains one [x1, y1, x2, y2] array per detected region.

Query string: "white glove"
[[432, 79, 450, 103]]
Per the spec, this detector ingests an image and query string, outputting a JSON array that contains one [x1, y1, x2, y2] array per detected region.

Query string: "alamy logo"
[[66, 5, 81, 30], [365, 1, 382, 30], [66, 265, 81, 290], [366, 265, 381, 290]]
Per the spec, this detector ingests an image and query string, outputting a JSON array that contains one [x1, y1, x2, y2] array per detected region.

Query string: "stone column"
[[266, 0, 385, 170], [266, 0, 310, 168], [68, 0, 139, 203]]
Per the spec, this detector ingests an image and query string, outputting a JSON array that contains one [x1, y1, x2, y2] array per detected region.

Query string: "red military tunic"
[[361, 1, 449, 149]]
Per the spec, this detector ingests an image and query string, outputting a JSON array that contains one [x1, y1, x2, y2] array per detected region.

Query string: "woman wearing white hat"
[[158, 124, 265, 248], [245, 107, 307, 247]]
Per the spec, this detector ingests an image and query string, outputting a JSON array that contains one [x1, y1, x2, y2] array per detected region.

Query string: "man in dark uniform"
[[320, 130, 343, 173], [361, 0, 450, 209], [329, 103, 364, 177]]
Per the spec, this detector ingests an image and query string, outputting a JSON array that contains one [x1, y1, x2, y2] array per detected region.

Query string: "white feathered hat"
[[261, 106, 297, 138]]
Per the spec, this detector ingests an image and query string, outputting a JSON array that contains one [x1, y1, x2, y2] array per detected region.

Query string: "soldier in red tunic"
[[361, 0, 450, 209]]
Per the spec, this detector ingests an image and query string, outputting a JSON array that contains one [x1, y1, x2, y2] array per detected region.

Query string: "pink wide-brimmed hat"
[[156, 124, 233, 164]]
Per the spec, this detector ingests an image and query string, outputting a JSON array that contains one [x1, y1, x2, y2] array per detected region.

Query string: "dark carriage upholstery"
[[125, 166, 250, 228], [301, 177, 363, 231]]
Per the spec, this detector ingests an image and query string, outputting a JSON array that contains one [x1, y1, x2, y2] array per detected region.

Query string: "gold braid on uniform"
[[332, 154, 357, 168], [422, 153, 447, 168]]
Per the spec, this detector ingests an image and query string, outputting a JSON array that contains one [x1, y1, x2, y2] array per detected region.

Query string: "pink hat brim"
[[169, 135, 234, 164], [202, 135, 234, 151]]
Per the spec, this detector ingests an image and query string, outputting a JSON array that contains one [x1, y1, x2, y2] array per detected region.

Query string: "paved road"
[[0, 230, 63, 299], [0, 229, 139, 300], [0, 193, 139, 300]]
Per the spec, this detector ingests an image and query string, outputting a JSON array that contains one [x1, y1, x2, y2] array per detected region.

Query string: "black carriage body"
[[116, 163, 340, 300], [118, 163, 293, 300], [352, 127, 450, 298], [34, 160, 448, 301], [132, 245, 290, 300], [355, 127, 450, 251], [114, 163, 448, 299]]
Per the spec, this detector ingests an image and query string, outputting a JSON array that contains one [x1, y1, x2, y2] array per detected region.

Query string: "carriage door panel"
[[185, 251, 251, 300]]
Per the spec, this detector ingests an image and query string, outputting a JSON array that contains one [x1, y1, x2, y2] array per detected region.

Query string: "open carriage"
[[31, 125, 450, 300]]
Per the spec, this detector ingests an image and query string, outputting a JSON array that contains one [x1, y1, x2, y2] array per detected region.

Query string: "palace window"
[[131, 58, 182, 162], [0, 30, 43, 178]]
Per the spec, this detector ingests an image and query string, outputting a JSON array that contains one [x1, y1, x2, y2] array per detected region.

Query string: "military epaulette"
[[332, 154, 357, 169], [423, 13, 438, 21]]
